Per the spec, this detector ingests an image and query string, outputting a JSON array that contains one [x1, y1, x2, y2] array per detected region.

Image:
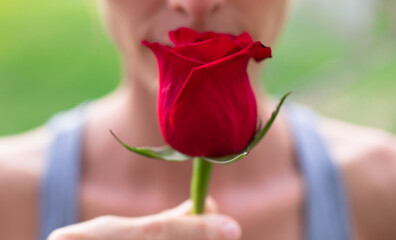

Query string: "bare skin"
[[1, 0, 396, 239], [0, 92, 395, 240]]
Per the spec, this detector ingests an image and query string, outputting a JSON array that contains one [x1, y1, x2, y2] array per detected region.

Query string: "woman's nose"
[[168, 0, 225, 20]]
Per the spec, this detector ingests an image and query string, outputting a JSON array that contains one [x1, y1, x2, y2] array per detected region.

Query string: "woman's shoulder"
[[318, 116, 396, 239], [0, 126, 50, 176], [318, 116, 396, 167], [0, 127, 50, 240]]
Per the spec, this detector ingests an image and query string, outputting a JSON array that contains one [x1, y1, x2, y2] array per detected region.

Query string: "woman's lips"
[[146, 26, 244, 47]]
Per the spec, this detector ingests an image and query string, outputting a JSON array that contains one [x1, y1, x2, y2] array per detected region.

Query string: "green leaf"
[[110, 130, 191, 161], [203, 148, 249, 165], [249, 92, 291, 149]]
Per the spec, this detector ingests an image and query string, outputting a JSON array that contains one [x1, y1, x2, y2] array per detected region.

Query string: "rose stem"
[[190, 157, 213, 214]]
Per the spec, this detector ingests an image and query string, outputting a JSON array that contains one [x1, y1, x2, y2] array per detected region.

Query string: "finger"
[[161, 214, 242, 240], [48, 216, 131, 240], [47, 216, 118, 240]]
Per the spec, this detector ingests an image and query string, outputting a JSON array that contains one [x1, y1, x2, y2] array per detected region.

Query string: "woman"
[[0, 0, 395, 239]]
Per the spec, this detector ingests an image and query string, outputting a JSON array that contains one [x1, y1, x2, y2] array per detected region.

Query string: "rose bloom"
[[143, 28, 271, 157]]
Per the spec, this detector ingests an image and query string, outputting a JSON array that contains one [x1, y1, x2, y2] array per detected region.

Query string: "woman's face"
[[99, 0, 289, 86]]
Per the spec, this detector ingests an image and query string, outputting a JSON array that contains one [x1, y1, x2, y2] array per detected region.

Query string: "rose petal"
[[142, 40, 203, 137], [235, 32, 254, 48], [169, 27, 237, 46], [168, 54, 257, 157], [165, 42, 270, 156], [142, 41, 205, 65], [173, 37, 242, 63], [169, 27, 201, 46], [186, 41, 271, 72], [252, 42, 272, 61]]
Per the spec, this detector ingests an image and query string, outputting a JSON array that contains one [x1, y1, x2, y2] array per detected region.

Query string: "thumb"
[[151, 197, 241, 240], [162, 195, 219, 217]]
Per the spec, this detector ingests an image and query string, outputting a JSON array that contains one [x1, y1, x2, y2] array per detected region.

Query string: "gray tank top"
[[39, 103, 352, 240]]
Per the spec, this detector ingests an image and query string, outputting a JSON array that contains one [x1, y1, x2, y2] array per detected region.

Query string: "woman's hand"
[[48, 197, 242, 240]]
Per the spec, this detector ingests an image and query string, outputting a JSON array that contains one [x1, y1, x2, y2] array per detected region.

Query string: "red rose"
[[143, 27, 271, 157]]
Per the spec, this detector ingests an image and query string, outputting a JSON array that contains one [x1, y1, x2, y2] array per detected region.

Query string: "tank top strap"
[[285, 103, 353, 240], [39, 103, 87, 240]]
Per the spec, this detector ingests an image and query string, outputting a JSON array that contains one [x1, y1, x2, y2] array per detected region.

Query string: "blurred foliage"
[[0, 0, 120, 135], [265, 0, 396, 133], [0, 0, 395, 136]]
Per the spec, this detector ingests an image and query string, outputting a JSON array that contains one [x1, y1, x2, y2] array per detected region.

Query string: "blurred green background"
[[0, 0, 395, 136]]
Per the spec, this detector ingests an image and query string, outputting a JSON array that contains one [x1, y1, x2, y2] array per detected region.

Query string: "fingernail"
[[222, 221, 240, 239]]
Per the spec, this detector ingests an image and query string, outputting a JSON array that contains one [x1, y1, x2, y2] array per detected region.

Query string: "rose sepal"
[[202, 149, 249, 164], [110, 130, 190, 162], [110, 128, 246, 163], [110, 92, 290, 164], [249, 91, 291, 149]]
